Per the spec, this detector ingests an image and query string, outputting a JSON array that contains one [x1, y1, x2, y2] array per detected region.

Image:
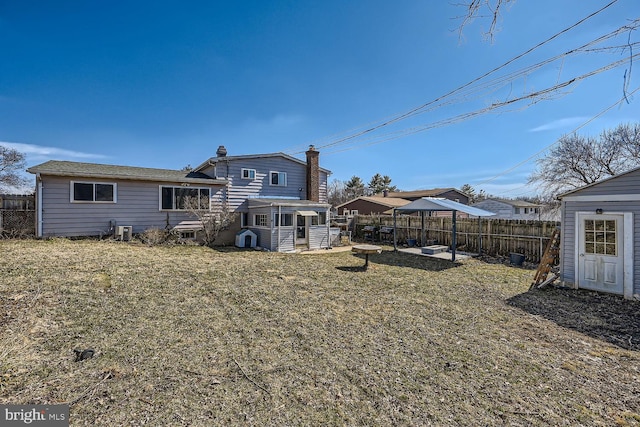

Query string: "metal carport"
[[392, 197, 495, 261]]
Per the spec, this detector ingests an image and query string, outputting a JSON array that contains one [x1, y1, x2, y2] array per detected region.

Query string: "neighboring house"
[[27, 145, 332, 252], [471, 198, 543, 220], [558, 167, 640, 299], [382, 188, 470, 204], [335, 196, 411, 216]]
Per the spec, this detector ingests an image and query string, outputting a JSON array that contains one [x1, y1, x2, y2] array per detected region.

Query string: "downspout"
[[36, 173, 43, 238], [393, 209, 397, 251]]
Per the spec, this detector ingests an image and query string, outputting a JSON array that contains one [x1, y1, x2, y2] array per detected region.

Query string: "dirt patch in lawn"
[[1, 239, 639, 426]]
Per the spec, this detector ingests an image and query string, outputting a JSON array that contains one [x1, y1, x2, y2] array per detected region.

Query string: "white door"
[[577, 213, 624, 294]]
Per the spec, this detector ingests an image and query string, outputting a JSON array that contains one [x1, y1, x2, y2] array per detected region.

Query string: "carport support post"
[[421, 211, 425, 246], [451, 210, 457, 262], [393, 209, 397, 251]]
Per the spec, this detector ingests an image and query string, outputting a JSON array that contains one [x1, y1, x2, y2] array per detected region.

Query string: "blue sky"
[[1, 0, 638, 196]]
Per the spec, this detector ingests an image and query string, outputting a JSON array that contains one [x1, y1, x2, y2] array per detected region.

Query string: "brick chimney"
[[305, 145, 320, 202], [216, 145, 227, 157]]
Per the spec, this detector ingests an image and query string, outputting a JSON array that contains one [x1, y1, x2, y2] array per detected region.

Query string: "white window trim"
[[241, 168, 256, 180], [254, 213, 269, 228], [269, 171, 287, 187], [70, 181, 117, 203], [158, 185, 212, 211]]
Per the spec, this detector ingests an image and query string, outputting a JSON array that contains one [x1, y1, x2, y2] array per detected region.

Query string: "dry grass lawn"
[[1, 239, 639, 426]]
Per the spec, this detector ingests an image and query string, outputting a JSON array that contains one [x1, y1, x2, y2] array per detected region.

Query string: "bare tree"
[[183, 195, 237, 247], [456, 0, 515, 42], [528, 123, 640, 197], [0, 145, 28, 192]]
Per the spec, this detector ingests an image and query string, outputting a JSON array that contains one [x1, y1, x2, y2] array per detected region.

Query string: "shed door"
[[577, 214, 624, 295]]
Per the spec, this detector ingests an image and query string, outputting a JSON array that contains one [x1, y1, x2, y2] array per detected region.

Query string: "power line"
[[284, 0, 621, 156]]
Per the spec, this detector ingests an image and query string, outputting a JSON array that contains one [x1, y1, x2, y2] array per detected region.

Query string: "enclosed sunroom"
[[245, 198, 332, 252]]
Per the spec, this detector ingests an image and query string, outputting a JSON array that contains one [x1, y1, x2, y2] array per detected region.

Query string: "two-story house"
[[27, 146, 332, 252]]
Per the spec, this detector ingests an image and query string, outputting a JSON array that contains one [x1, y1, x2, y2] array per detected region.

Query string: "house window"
[[350, 210, 358, 215], [274, 213, 294, 226], [241, 212, 249, 227], [311, 212, 327, 226], [515, 208, 520, 214], [160, 186, 210, 210], [534, 208, 539, 214], [71, 182, 116, 203], [270, 171, 287, 186], [254, 214, 268, 227], [241, 168, 256, 180], [179, 231, 196, 240]]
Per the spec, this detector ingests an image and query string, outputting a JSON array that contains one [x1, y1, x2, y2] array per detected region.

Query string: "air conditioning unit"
[[116, 226, 132, 241]]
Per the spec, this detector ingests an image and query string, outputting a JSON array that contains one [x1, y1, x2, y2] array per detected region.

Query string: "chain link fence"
[[0, 209, 36, 238]]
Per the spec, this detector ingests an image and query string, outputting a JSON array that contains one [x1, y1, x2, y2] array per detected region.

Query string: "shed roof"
[[27, 160, 227, 185], [394, 197, 495, 217]]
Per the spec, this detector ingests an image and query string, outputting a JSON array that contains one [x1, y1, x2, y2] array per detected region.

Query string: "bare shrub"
[[139, 227, 171, 246], [183, 196, 237, 247]]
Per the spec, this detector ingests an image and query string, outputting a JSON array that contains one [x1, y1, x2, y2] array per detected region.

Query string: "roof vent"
[[216, 145, 227, 157]]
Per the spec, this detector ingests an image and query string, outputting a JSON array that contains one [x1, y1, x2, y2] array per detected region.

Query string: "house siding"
[[203, 157, 328, 212], [561, 200, 640, 296], [39, 176, 224, 237]]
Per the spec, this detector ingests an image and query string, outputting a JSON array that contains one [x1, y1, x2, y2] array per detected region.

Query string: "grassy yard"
[[1, 239, 639, 426]]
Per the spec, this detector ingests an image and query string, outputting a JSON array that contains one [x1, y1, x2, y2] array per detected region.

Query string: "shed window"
[[160, 186, 210, 210], [71, 182, 116, 203], [584, 219, 617, 256], [270, 171, 287, 186], [241, 168, 256, 179]]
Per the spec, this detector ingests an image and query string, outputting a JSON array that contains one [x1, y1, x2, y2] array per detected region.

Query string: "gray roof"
[[394, 197, 495, 217], [27, 160, 228, 185], [194, 152, 331, 174], [476, 198, 542, 207]]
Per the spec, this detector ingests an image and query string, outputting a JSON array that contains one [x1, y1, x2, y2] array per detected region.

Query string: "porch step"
[[421, 245, 449, 255]]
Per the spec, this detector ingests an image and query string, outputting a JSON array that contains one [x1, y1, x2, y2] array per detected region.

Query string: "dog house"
[[235, 229, 257, 248]]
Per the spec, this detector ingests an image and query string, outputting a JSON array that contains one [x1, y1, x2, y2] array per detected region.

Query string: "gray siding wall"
[[309, 225, 330, 250], [561, 200, 640, 295], [565, 169, 640, 196], [39, 176, 224, 237], [201, 157, 328, 211]]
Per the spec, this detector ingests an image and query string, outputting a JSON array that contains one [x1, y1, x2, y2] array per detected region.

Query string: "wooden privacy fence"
[[352, 214, 560, 264]]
